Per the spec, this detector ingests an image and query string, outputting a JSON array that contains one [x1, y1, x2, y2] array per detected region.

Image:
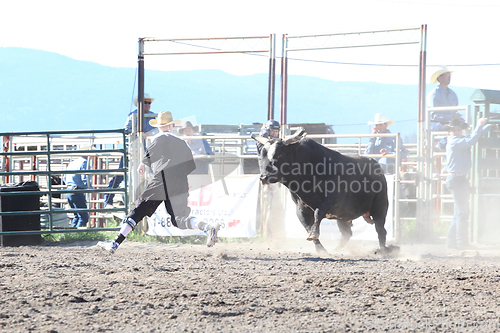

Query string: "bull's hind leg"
[[373, 218, 387, 248], [371, 207, 387, 249], [335, 219, 353, 250]]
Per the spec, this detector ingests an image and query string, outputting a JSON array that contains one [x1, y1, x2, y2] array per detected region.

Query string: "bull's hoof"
[[333, 246, 343, 252], [306, 233, 319, 241], [375, 245, 400, 256], [315, 244, 328, 254]]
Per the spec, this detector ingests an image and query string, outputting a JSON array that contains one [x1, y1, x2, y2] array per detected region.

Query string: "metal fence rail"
[[1, 129, 409, 240], [1, 129, 128, 236]]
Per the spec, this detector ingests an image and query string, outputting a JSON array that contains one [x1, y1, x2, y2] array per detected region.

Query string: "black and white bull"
[[252, 128, 390, 253]]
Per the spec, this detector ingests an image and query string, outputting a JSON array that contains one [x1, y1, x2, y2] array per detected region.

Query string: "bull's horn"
[[251, 134, 270, 146], [284, 128, 306, 146]]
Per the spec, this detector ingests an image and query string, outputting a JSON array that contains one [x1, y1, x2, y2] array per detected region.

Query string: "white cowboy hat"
[[367, 113, 394, 126], [430, 66, 453, 84], [149, 111, 182, 127], [133, 93, 155, 107]]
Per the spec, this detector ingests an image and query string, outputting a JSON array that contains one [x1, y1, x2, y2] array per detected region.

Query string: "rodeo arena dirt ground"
[[2, 238, 500, 333]]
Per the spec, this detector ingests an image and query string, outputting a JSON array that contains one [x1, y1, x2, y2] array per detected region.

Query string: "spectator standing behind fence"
[[364, 113, 408, 174], [103, 93, 157, 209], [178, 121, 214, 174], [427, 66, 463, 131], [64, 149, 92, 228], [436, 117, 488, 250], [97, 111, 221, 254]]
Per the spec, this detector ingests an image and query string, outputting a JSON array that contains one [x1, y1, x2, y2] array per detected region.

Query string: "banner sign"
[[284, 175, 395, 241], [147, 175, 259, 238]]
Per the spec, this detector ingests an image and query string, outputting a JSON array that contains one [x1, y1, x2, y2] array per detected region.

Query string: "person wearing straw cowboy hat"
[[104, 93, 157, 209], [364, 113, 408, 174], [435, 117, 489, 250], [178, 120, 214, 174], [98, 111, 221, 254], [427, 66, 463, 131]]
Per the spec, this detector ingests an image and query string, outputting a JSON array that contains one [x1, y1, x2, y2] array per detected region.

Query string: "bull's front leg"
[[312, 239, 327, 254], [306, 207, 325, 241]]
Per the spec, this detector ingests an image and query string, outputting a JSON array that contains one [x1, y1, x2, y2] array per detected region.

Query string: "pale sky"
[[2, 0, 500, 89]]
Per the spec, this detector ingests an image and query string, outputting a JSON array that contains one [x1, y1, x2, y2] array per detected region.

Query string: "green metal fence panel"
[[0, 129, 128, 236]]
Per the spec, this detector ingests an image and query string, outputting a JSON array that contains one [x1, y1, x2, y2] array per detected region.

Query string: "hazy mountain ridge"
[[1, 47, 478, 142]]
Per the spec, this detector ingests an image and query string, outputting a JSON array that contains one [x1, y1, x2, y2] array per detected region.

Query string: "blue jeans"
[[445, 175, 471, 248], [66, 190, 89, 227], [377, 157, 396, 174], [103, 157, 124, 206]]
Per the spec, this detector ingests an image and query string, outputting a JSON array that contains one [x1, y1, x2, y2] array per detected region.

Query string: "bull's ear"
[[251, 134, 270, 145], [284, 127, 307, 146]]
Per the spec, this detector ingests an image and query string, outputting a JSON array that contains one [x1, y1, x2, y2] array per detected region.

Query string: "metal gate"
[[0, 129, 127, 237]]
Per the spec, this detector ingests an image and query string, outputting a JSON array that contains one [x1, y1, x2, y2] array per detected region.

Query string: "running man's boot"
[[97, 240, 119, 254], [205, 223, 221, 247]]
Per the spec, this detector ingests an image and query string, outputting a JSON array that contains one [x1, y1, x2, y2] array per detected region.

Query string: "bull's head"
[[251, 128, 307, 185]]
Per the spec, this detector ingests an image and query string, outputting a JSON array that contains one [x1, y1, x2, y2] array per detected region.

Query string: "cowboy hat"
[[133, 93, 155, 107], [149, 111, 181, 127], [430, 66, 453, 84], [442, 118, 469, 131], [367, 113, 394, 126], [178, 120, 198, 134]]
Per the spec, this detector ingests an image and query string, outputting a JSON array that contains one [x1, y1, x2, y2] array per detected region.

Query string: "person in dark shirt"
[[98, 111, 221, 254]]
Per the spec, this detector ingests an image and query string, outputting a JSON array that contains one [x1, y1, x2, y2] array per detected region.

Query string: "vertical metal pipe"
[[470, 104, 479, 243], [138, 39, 145, 133], [19, 160, 24, 182], [2, 135, 10, 184], [280, 34, 288, 126], [46, 134, 53, 229], [394, 133, 401, 242], [122, 130, 129, 213], [31, 156, 36, 181], [92, 154, 99, 227], [425, 112, 434, 242], [416, 24, 427, 241], [267, 34, 276, 121], [418, 24, 427, 124]]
